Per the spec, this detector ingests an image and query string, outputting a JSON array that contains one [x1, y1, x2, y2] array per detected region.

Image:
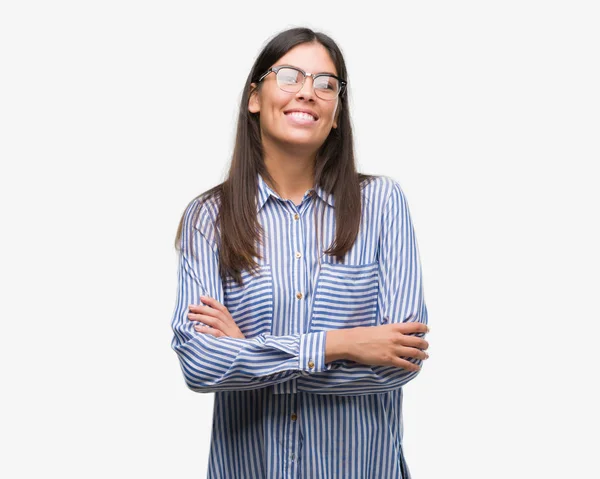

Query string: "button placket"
[[286, 209, 305, 469], [291, 209, 306, 331], [288, 394, 300, 469]]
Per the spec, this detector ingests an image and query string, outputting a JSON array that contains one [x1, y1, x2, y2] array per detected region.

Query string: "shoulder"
[[180, 185, 223, 248], [360, 174, 407, 211]]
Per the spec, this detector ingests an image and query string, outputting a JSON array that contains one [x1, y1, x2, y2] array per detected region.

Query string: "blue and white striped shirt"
[[171, 173, 428, 478]]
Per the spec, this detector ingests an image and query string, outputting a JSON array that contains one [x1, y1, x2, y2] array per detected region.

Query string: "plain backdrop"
[[1, 1, 599, 478]]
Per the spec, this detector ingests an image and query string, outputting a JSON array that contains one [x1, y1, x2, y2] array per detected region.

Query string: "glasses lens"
[[313, 75, 340, 100], [276, 68, 304, 93], [274, 67, 341, 100]]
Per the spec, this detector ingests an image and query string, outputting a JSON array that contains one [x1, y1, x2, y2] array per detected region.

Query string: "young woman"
[[171, 27, 430, 479]]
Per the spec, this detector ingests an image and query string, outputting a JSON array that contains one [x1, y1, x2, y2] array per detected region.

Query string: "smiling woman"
[[249, 53, 345, 150], [170, 26, 430, 479]]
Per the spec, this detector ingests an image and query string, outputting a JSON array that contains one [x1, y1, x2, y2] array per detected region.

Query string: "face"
[[248, 42, 340, 154]]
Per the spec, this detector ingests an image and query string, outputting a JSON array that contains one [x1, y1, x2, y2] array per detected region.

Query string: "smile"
[[285, 111, 316, 121], [284, 111, 317, 126]]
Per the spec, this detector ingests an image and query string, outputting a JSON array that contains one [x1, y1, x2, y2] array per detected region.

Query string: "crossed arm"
[[171, 181, 429, 395]]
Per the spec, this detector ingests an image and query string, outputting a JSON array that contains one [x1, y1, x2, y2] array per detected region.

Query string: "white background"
[[1, 1, 599, 478]]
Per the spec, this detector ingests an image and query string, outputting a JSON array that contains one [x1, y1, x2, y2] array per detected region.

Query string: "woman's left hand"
[[187, 296, 246, 339]]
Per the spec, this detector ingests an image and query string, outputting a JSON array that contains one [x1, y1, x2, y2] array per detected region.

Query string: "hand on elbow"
[[344, 322, 430, 372]]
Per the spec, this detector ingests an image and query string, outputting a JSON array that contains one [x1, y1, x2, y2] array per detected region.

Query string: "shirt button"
[[293, 213, 300, 220], [291, 413, 297, 421], [308, 360, 315, 369], [295, 251, 302, 259], [296, 292, 303, 300], [290, 453, 296, 461]]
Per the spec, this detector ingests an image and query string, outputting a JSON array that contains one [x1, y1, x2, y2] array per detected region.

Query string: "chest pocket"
[[309, 261, 380, 332], [223, 264, 273, 339]]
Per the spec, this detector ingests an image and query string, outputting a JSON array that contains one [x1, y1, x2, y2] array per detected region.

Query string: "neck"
[[261, 138, 317, 200]]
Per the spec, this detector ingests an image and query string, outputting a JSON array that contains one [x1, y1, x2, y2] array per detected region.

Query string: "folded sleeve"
[[170, 198, 332, 393], [296, 179, 429, 396]]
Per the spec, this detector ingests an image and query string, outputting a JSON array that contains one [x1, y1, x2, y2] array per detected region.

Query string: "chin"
[[282, 135, 322, 149], [281, 129, 324, 144]]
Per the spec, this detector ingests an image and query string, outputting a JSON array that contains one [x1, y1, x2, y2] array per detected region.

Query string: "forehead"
[[274, 42, 337, 76]]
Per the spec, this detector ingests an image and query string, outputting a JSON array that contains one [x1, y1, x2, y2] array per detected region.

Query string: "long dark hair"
[[175, 27, 376, 285]]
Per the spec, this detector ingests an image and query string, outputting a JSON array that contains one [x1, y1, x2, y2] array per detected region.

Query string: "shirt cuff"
[[299, 331, 331, 375]]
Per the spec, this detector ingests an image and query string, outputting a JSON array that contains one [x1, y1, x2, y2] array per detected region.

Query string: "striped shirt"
[[171, 173, 428, 478]]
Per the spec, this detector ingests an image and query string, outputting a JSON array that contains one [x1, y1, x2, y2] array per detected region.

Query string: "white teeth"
[[286, 111, 316, 121]]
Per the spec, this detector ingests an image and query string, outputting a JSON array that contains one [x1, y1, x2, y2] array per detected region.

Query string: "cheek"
[[264, 97, 291, 125], [269, 90, 293, 110], [322, 105, 338, 127]]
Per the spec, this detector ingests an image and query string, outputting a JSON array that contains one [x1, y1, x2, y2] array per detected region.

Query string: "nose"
[[295, 75, 316, 101]]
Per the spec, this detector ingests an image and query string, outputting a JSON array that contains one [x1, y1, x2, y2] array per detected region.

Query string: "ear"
[[248, 82, 260, 114]]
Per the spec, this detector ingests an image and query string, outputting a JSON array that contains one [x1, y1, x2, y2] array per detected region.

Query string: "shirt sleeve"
[[170, 198, 333, 393], [296, 179, 429, 396]]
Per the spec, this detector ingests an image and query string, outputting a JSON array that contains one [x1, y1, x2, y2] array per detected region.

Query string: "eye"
[[277, 68, 302, 85], [314, 76, 338, 91]]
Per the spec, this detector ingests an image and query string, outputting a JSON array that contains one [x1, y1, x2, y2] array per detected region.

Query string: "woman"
[[171, 27, 430, 479]]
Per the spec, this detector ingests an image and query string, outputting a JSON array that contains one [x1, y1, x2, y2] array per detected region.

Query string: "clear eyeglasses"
[[257, 65, 347, 101]]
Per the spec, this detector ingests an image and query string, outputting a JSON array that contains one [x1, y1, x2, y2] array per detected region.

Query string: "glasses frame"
[[257, 65, 347, 101]]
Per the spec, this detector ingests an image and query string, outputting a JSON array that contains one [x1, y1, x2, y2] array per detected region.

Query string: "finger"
[[391, 356, 421, 372], [396, 335, 429, 351], [194, 325, 225, 338], [394, 322, 429, 335], [187, 313, 225, 330], [192, 304, 234, 329], [200, 295, 228, 313], [189, 304, 221, 319], [396, 346, 429, 360]]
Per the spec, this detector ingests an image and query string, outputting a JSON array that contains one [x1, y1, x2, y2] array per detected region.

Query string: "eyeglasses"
[[257, 65, 346, 101]]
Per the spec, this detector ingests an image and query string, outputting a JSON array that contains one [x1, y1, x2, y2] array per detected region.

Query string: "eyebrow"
[[280, 64, 338, 76]]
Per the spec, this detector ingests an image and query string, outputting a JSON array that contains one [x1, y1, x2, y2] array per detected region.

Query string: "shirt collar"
[[256, 173, 335, 213]]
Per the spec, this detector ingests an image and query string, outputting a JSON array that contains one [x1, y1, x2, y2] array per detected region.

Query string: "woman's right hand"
[[326, 323, 430, 371]]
